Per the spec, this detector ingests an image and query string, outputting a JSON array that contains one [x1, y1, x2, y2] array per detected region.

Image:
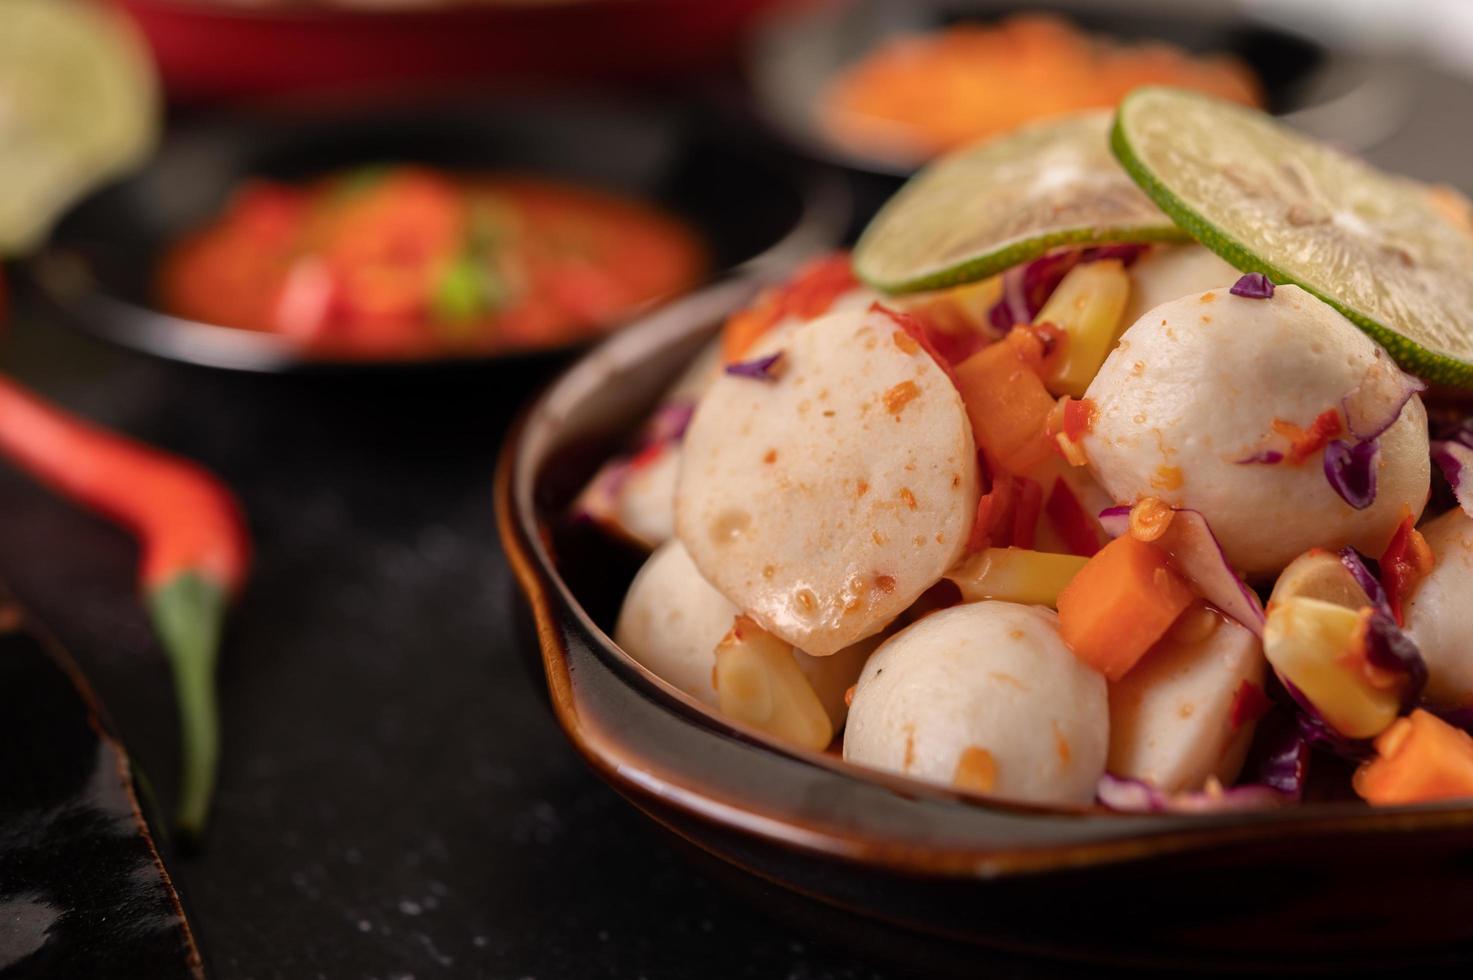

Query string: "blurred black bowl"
[[28, 99, 847, 373], [746, 0, 1407, 217]]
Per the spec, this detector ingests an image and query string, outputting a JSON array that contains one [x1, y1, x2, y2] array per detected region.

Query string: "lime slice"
[[0, 0, 159, 254], [853, 112, 1189, 294], [1113, 85, 1473, 387]]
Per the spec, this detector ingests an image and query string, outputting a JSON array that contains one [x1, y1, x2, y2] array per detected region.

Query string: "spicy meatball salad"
[[578, 88, 1473, 812]]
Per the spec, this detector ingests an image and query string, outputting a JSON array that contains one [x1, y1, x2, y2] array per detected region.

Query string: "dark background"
[[2, 54, 1472, 980]]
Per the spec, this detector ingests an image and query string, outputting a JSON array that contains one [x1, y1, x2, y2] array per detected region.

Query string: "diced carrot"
[[1354, 709, 1473, 805], [1056, 534, 1195, 681], [952, 328, 1057, 473]]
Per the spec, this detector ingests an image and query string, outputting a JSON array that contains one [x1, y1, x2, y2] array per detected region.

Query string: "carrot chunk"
[[1354, 709, 1473, 805], [1056, 534, 1195, 680], [952, 328, 1057, 473]]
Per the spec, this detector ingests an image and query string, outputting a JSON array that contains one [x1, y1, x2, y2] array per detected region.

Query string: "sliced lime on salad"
[[0, 0, 159, 254], [853, 112, 1189, 294], [1113, 85, 1473, 387]]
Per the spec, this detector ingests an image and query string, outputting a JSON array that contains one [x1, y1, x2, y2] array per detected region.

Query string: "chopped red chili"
[[1061, 396, 1098, 442], [1229, 679, 1272, 731], [1044, 478, 1101, 556], [1272, 408, 1345, 465], [967, 473, 1015, 553], [1379, 508, 1435, 626], [721, 253, 857, 362], [1011, 476, 1043, 550]]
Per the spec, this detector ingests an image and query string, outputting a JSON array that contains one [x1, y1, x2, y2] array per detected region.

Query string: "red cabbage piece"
[[1280, 678, 1375, 761], [725, 351, 784, 381], [1342, 360, 1426, 441], [1097, 504, 1131, 537], [1434, 414, 1473, 449], [1361, 607, 1428, 712], [1243, 709, 1311, 798], [1235, 449, 1285, 465], [1275, 610, 1426, 748], [643, 399, 696, 445], [986, 245, 1149, 331], [1337, 546, 1389, 612], [1229, 272, 1274, 298], [1079, 243, 1148, 266], [1097, 504, 1265, 636], [1096, 774, 1294, 813], [1431, 439, 1473, 519], [570, 457, 632, 526], [1323, 438, 1379, 509]]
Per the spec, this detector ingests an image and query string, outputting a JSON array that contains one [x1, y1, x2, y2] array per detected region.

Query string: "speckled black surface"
[[0, 303, 989, 980], [4, 59, 1473, 979]]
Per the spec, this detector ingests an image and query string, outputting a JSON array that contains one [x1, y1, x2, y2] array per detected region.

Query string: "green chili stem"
[[147, 571, 228, 840]]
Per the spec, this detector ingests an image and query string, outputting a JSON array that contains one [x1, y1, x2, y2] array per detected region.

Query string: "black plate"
[[746, 0, 1406, 179], [0, 587, 203, 979], [27, 99, 847, 373]]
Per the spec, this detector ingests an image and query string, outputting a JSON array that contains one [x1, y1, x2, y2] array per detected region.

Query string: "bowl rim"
[[496, 276, 1473, 880], [27, 99, 849, 373]]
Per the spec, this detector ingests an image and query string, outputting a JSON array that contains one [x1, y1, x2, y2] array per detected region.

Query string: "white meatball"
[[1107, 609, 1266, 793], [614, 540, 870, 722], [1405, 508, 1473, 707], [677, 307, 979, 655], [843, 602, 1108, 805], [1083, 284, 1429, 577], [1121, 244, 1241, 327]]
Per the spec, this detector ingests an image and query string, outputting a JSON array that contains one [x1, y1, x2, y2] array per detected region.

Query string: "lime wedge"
[[1113, 86, 1473, 387], [0, 0, 159, 254], [853, 112, 1189, 294]]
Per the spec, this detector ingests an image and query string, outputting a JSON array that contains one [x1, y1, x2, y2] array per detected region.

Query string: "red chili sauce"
[[159, 166, 708, 359]]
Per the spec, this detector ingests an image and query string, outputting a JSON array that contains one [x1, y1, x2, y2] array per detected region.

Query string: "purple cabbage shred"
[[643, 400, 695, 445], [724, 351, 785, 381], [1229, 272, 1275, 299], [1337, 547, 1389, 611], [986, 245, 1150, 331], [1322, 438, 1379, 509], [1360, 608, 1428, 712]]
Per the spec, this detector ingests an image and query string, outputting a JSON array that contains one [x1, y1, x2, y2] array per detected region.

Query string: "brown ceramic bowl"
[[497, 278, 1473, 971]]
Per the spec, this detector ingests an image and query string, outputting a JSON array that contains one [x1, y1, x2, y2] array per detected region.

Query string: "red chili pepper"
[[1379, 509, 1434, 626], [1229, 679, 1272, 732], [1061, 397, 1097, 442], [0, 376, 249, 837], [870, 302, 957, 380], [967, 473, 1015, 553], [1272, 408, 1344, 465], [721, 253, 857, 362], [1010, 476, 1043, 550], [1044, 478, 1101, 557]]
